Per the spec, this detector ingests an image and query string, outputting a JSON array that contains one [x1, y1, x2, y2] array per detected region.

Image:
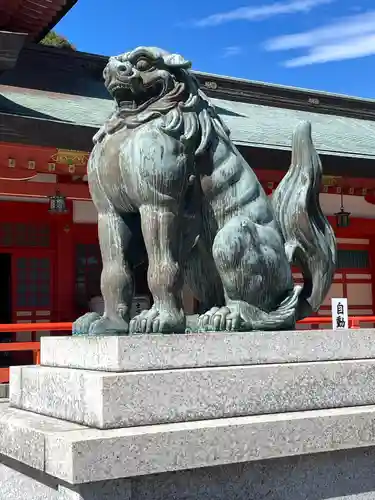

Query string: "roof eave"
[[32, 0, 78, 43]]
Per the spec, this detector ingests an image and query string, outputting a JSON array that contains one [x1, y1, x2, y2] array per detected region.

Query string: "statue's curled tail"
[[272, 120, 337, 320]]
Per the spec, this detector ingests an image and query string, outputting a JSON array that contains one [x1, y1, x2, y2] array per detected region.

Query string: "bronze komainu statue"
[[73, 46, 336, 335]]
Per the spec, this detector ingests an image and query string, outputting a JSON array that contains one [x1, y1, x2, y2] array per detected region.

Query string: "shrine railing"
[[0, 322, 70, 384], [0, 317, 375, 384]]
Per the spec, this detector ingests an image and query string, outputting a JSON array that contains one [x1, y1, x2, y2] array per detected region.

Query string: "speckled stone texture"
[[132, 449, 375, 500], [4, 440, 375, 499], [10, 358, 375, 428], [0, 401, 85, 469], [0, 460, 59, 500], [129, 447, 375, 500], [5, 330, 375, 498], [1, 402, 375, 485], [58, 483, 131, 500], [0, 457, 131, 499], [40, 329, 375, 371], [0, 384, 8, 399]]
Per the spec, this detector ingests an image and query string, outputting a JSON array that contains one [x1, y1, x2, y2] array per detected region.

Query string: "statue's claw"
[[129, 306, 185, 334], [198, 306, 242, 332], [72, 312, 101, 336], [72, 312, 129, 336], [88, 317, 129, 336]]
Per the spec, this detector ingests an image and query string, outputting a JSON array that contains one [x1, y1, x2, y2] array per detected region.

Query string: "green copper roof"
[[0, 85, 113, 125], [217, 98, 375, 159], [1, 84, 375, 159]]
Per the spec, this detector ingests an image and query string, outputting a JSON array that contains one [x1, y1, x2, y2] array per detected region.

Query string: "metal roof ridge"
[[193, 70, 375, 105]]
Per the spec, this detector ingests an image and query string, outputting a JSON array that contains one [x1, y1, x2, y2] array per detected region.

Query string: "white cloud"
[[194, 0, 333, 28], [285, 33, 375, 67], [264, 11, 375, 66], [222, 46, 243, 57], [265, 11, 375, 50]]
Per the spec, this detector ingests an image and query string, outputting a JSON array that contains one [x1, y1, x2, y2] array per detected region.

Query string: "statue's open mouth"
[[109, 80, 165, 110]]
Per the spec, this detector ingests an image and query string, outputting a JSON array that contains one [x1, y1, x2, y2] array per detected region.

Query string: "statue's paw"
[[129, 307, 185, 334], [88, 316, 129, 336], [72, 312, 101, 336], [198, 306, 242, 332]]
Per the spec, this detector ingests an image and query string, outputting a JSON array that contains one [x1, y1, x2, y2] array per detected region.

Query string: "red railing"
[[0, 317, 374, 384], [299, 316, 374, 329], [0, 322, 71, 384]]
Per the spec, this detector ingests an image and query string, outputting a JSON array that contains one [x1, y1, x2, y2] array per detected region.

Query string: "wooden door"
[[12, 250, 54, 342]]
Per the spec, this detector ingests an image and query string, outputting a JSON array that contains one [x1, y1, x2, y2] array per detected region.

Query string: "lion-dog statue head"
[[96, 46, 230, 158]]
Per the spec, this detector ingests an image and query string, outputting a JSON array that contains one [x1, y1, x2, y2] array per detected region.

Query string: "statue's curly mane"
[[111, 69, 231, 158]]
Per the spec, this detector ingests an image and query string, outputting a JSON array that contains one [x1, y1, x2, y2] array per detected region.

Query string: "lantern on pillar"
[[335, 190, 350, 228], [48, 190, 68, 214]]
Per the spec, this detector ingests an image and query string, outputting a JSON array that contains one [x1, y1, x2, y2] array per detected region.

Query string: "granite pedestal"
[[2, 329, 375, 499], [0, 384, 8, 399]]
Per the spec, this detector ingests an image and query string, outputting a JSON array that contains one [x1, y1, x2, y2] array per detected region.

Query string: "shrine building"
[[1, 2, 375, 347]]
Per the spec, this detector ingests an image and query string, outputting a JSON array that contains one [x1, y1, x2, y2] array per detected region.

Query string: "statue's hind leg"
[[198, 215, 295, 332], [183, 239, 225, 314], [72, 209, 133, 335], [129, 204, 186, 334]]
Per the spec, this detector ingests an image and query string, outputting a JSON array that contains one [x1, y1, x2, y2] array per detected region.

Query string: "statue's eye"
[[135, 58, 152, 71]]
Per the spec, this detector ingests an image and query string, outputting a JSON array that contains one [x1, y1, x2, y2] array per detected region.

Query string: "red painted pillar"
[[369, 236, 375, 319], [54, 200, 75, 324]]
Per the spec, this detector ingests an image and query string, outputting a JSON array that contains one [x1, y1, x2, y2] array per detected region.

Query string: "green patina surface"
[[1, 84, 375, 159]]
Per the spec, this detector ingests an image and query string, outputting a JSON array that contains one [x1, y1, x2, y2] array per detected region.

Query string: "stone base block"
[[0, 384, 8, 399], [40, 329, 375, 371], [3, 446, 375, 499], [4, 330, 375, 498], [2, 402, 375, 485], [9, 358, 375, 428]]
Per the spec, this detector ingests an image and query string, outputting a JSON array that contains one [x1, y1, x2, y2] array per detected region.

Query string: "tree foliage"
[[40, 31, 76, 50]]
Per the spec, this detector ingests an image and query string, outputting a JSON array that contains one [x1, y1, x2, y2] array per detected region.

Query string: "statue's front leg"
[[73, 209, 133, 336], [130, 204, 185, 334]]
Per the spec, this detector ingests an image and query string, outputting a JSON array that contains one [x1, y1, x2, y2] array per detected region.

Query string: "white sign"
[[331, 298, 348, 330]]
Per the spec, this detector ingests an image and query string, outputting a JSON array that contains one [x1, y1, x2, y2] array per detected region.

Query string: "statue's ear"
[[162, 53, 192, 69]]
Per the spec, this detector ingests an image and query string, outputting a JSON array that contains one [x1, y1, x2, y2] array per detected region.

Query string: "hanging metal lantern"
[[48, 190, 68, 214], [335, 191, 350, 228]]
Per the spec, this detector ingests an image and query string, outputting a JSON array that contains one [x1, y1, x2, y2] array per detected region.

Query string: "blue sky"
[[56, 0, 375, 98]]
